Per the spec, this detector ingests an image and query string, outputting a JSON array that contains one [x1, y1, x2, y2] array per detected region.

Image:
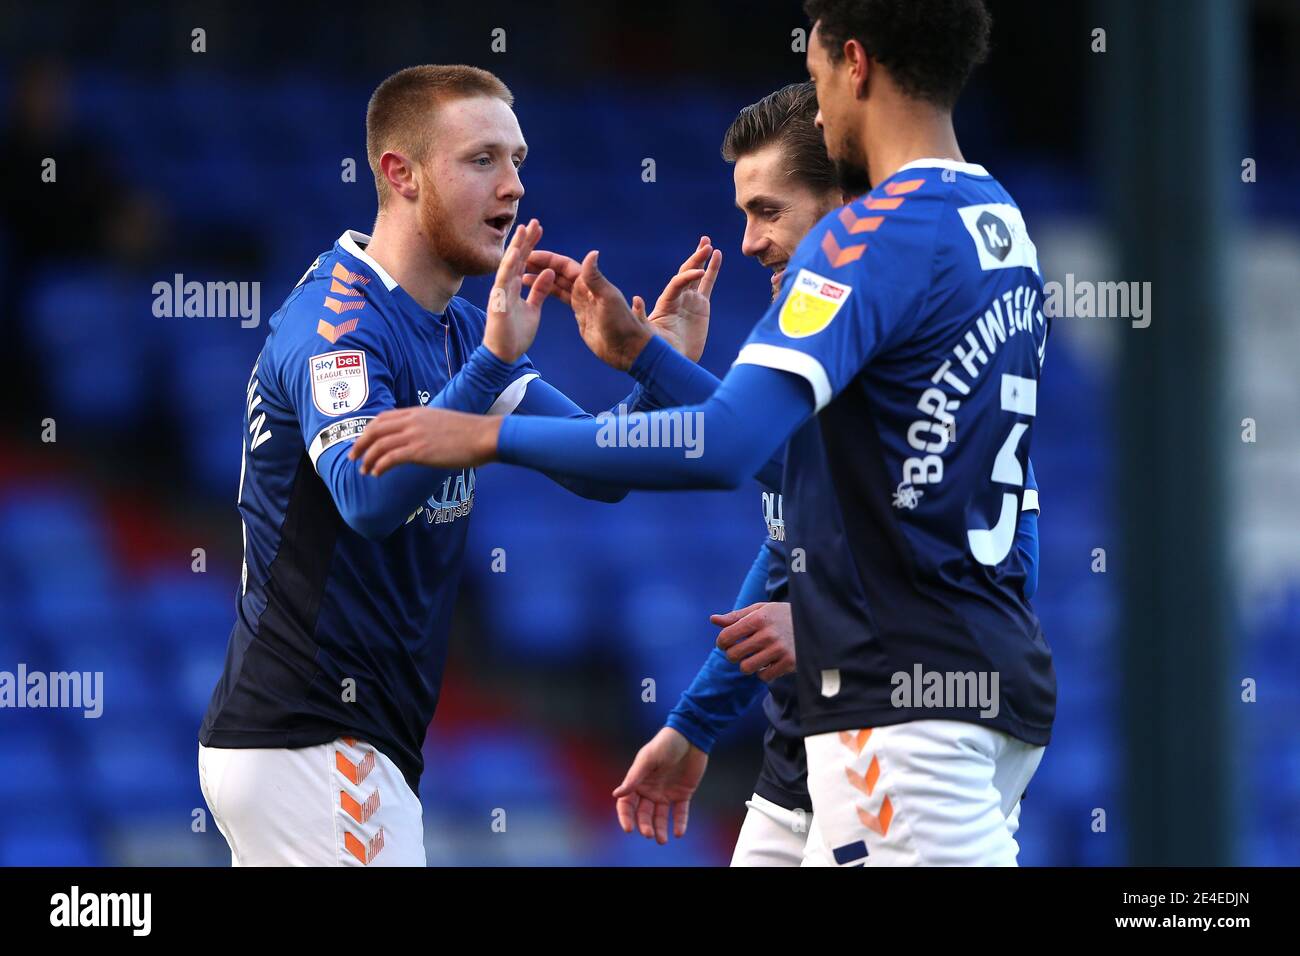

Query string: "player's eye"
[[474, 156, 492, 167], [512, 157, 524, 169]]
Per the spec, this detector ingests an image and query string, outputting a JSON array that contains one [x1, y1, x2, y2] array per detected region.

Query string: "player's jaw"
[[416, 168, 517, 277], [807, 21, 873, 197]]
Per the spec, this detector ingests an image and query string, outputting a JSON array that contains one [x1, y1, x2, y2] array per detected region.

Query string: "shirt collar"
[[337, 230, 399, 292], [895, 157, 990, 178]]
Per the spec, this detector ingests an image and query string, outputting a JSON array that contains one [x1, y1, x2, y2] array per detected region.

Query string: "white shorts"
[[729, 793, 822, 867], [803, 720, 1044, 867], [198, 737, 426, 866]]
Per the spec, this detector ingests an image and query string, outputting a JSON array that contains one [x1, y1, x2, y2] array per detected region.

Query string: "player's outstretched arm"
[[348, 251, 815, 486]]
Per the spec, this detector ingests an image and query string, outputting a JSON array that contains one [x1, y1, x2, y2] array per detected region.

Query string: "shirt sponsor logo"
[[310, 349, 369, 416], [956, 203, 1040, 273], [778, 268, 852, 338]]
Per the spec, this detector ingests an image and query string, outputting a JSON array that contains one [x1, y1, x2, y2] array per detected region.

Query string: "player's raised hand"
[[712, 601, 796, 682], [612, 726, 708, 845], [635, 236, 722, 363], [483, 219, 555, 363], [567, 250, 677, 372], [349, 406, 500, 476]]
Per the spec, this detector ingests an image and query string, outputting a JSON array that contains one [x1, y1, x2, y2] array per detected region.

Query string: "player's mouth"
[[485, 214, 515, 240]]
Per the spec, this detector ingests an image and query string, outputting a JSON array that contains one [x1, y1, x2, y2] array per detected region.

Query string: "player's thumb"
[[611, 753, 649, 798], [580, 249, 605, 288]]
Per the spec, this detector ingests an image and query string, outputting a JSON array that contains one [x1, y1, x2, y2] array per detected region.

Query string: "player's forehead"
[[805, 20, 829, 77], [431, 94, 527, 155], [733, 144, 792, 205]]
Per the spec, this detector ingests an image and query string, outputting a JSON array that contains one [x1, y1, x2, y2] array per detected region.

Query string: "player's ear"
[[846, 38, 870, 99], [380, 150, 419, 202]]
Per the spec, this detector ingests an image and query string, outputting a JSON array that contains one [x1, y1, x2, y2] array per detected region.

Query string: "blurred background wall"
[[0, 0, 1296, 865]]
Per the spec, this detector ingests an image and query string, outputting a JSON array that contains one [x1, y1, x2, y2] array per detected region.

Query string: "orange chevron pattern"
[[335, 747, 376, 786], [324, 296, 365, 314], [821, 231, 866, 268], [840, 727, 894, 838], [865, 195, 906, 211], [331, 262, 371, 285], [317, 317, 360, 343], [340, 787, 381, 824], [885, 178, 925, 196], [330, 278, 363, 296], [839, 728, 873, 754], [343, 827, 385, 864], [857, 795, 894, 836], [838, 206, 884, 235], [845, 755, 882, 797], [818, 177, 926, 270]]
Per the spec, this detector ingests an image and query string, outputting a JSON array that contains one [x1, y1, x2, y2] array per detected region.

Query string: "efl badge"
[[778, 268, 852, 338], [310, 350, 369, 416]]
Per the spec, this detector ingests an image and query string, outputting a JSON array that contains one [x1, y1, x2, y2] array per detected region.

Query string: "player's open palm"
[[635, 236, 722, 363], [612, 726, 708, 844], [483, 218, 555, 363]]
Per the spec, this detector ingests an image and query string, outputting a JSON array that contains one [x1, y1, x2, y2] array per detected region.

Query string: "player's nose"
[[500, 165, 524, 201], [740, 221, 766, 259]]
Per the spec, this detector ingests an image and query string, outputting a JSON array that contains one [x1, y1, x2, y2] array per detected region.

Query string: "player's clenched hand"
[[636, 236, 721, 363], [483, 218, 555, 364], [612, 726, 708, 845], [712, 601, 796, 682], [348, 407, 501, 476]]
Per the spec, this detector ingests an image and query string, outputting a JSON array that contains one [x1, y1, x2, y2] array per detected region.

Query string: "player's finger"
[[636, 795, 656, 840], [708, 603, 765, 628], [678, 241, 711, 275], [739, 641, 787, 676], [527, 249, 582, 284], [357, 423, 417, 473], [672, 799, 690, 838], [716, 614, 768, 650], [699, 248, 723, 298], [757, 652, 796, 682], [653, 801, 670, 845], [348, 411, 404, 460], [615, 794, 637, 834], [516, 218, 543, 260], [525, 268, 556, 310], [524, 273, 573, 305], [662, 268, 707, 298], [631, 295, 647, 321], [366, 432, 422, 477]]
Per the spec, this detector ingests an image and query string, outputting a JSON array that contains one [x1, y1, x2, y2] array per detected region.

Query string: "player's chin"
[[462, 242, 507, 277]]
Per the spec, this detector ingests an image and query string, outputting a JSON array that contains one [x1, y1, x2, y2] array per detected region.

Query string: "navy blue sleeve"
[[665, 539, 772, 753], [497, 362, 813, 490]]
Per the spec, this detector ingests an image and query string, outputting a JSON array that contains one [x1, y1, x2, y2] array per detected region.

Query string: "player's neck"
[[363, 215, 462, 315], [866, 103, 964, 188]]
